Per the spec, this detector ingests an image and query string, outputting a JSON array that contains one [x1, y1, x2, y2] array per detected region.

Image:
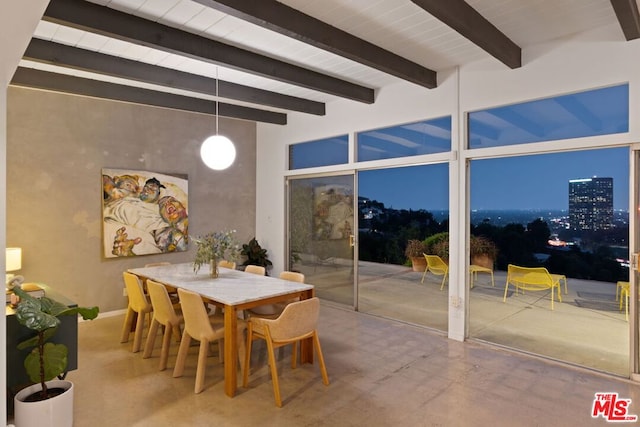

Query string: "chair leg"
[[142, 318, 160, 358], [173, 333, 191, 378], [420, 268, 428, 284], [120, 307, 135, 343], [159, 323, 173, 371], [439, 274, 447, 291], [265, 332, 282, 407], [132, 310, 146, 352], [194, 339, 209, 394], [313, 332, 330, 386]]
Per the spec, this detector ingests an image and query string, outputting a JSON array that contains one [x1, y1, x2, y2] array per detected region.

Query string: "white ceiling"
[[18, 0, 627, 115]]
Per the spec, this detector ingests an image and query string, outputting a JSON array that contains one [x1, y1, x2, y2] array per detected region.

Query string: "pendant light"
[[200, 67, 236, 170]]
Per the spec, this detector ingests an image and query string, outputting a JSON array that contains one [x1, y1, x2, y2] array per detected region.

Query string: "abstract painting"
[[102, 168, 188, 258]]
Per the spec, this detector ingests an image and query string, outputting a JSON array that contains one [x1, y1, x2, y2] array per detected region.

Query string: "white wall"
[[1, 3, 50, 424], [256, 22, 640, 341]]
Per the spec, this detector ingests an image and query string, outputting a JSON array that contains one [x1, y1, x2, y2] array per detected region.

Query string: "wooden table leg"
[[299, 289, 314, 364], [224, 305, 237, 397]]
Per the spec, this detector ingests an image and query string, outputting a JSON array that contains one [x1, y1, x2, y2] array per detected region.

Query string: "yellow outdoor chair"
[[421, 255, 449, 290], [469, 264, 494, 288], [617, 281, 630, 321], [243, 297, 329, 407], [504, 264, 563, 310]]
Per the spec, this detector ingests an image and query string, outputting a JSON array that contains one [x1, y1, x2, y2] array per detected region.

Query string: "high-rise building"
[[568, 177, 613, 231]]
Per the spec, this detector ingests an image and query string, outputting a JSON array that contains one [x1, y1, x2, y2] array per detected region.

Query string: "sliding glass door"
[[287, 174, 355, 307]]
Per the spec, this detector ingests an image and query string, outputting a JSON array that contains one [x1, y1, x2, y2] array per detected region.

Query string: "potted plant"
[[193, 229, 240, 278], [12, 286, 99, 427], [470, 235, 498, 269], [241, 237, 273, 274], [425, 232, 450, 262], [404, 239, 427, 272]]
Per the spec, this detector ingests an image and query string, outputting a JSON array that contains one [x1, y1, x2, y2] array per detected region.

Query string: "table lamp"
[[6, 247, 22, 282]]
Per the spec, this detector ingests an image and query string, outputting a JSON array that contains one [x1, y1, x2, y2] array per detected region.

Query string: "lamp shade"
[[200, 135, 236, 170], [6, 247, 22, 272]]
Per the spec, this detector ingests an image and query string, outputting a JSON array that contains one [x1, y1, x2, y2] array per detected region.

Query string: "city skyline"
[[359, 147, 629, 212]]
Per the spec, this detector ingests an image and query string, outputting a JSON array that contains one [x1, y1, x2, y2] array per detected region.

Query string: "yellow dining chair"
[[243, 297, 329, 407], [421, 255, 449, 290], [245, 265, 266, 275], [218, 259, 237, 270], [247, 271, 305, 320], [120, 272, 153, 353], [143, 279, 183, 370], [618, 281, 630, 321], [173, 288, 247, 394]]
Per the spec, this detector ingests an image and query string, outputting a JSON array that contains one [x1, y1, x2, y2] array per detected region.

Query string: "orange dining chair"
[[120, 272, 153, 352], [243, 297, 329, 407], [143, 279, 183, 370], [173, 288, 247, 393]]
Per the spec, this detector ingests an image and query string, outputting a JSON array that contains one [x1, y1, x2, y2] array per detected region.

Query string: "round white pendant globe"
[[200, 135, 236, 170]]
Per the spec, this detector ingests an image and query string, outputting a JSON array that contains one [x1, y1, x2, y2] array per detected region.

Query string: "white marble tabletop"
[[128, 262, 313, 306]]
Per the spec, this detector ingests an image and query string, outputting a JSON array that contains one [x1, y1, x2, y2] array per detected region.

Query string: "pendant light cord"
[[215, 67, 219, 136]]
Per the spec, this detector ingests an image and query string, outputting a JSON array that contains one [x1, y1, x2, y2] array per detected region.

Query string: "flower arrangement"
[[193, 229, 240, 275]]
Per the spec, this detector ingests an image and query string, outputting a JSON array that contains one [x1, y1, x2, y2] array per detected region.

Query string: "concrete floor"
[[66, 303, 640, 426]]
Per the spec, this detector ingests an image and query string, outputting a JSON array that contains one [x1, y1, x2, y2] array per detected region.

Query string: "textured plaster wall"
[[7, 87, 256, 312]]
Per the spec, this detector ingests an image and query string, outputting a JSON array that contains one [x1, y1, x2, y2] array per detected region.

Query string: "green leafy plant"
[[193, 229, 240, 273], [241, 237, 273, 271], [13, 287, 99, 400]]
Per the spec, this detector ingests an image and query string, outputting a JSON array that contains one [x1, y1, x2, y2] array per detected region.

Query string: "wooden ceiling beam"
[[410, 0, 521, 69], [23, 39, 325, 116], [194, 0, 437, 89], [11, 67, 287, 125], [43, 0, 374, 104], [610, 0, 640, 40]]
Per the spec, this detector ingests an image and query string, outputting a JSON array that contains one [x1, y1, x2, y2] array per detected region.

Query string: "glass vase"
[[209, 259, 219, 278]]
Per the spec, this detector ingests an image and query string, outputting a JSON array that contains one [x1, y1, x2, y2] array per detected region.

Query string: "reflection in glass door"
[[287, 174, 355, 307]]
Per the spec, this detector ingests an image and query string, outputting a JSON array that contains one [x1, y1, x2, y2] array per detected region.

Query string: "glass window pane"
[[289, 135, 349, 170], [469, 84, 629, 148], [357, 116, 451, 162]]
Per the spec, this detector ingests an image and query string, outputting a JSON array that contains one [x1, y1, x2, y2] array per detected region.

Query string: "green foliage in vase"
[[193, 229, 240, 273]]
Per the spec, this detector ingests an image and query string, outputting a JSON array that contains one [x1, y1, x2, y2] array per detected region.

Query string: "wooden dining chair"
[[218, 259, 237, 270], [244, 265, 266, 275], [247, 271, 305, 320], [120, 272, 153, 353], [243, 297, 329, 407], [173, 288, 247, 393], [143, 279, 183, 370]]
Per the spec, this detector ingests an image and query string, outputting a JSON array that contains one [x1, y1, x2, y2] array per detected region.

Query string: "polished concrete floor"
[[65, 303, 640, 426]]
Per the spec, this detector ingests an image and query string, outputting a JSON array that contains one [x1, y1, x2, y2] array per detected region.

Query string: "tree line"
[[358, 202, 628, 283]]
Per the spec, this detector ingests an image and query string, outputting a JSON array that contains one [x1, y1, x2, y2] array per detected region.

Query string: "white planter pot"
[[14, 380, 74, 427]]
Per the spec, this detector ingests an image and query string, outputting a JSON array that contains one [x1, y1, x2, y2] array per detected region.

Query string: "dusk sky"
[[358, 147, 629, 212]]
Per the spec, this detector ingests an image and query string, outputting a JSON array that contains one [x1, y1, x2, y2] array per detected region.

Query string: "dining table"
[[128, 262, 314, 397]]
